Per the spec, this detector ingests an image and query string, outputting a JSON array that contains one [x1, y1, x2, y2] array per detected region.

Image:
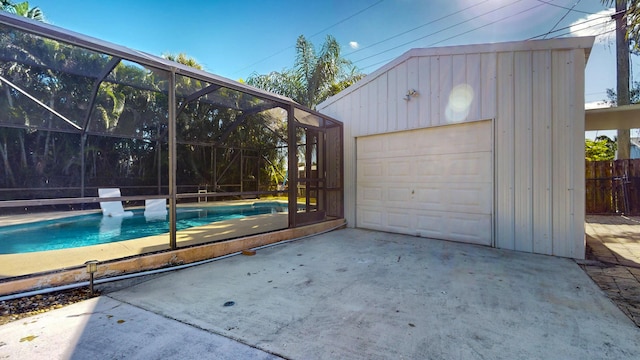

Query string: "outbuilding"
[[318, 37, 595, 259]]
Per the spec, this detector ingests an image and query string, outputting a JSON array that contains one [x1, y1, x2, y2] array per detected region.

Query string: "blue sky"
[[38, 0, 622, 107]]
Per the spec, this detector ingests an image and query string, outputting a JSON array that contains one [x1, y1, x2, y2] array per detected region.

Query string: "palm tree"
[[603, 1, 640, 50], [247, 35, 362, 109], [4, 1, 45, 22], [1, 0, 12, 11], [162, 53, 203, 70]]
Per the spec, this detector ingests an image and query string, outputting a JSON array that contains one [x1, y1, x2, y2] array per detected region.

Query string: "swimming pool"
[[0, 202, 287, 254]]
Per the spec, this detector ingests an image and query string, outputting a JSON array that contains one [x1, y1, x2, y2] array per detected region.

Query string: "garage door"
[[356, 120, 493, 246]]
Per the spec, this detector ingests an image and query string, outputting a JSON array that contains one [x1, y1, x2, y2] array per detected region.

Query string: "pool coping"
[[0, 218, 346, 296]]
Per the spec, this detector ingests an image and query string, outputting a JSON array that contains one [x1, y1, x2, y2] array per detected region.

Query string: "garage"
[[357, 121, 492, 245], [318, 37, 592, 259]]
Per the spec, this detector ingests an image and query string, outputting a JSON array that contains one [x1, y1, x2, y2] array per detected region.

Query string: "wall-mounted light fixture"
[[404, 89, 419, 101], [85, 260, 99, 295]]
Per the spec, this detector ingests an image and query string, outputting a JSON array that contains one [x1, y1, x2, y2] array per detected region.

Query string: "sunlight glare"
[[445, 84, 474, 123]]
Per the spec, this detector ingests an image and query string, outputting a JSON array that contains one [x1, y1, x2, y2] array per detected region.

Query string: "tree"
[[1, 1, 44, 21], [586, 135, 617, 161], [247, 35, 363, 109], [162, 53, 203, 70], [603, 1, 640, 51], [606, 81, 640, 104]]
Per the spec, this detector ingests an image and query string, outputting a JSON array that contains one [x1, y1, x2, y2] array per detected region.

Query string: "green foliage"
[[606, 81, 640, 105], [586, 135, 616, 161], [602, 1, 640, 52], [0, 17, 289, 197], [162, 53, 203, 70], [247, 35, 363, 109], [1, 1, 44, 22]]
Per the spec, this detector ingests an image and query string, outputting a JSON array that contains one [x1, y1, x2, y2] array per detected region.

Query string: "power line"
[[230, 0, 385, 76], [427, 2, 546, 47], [352, 0, 527, 65], [346, 0, 491, 57], [358, 1, 564, 72], [534, 0, 595, 15], [542, 0, 582, 39], [549, 26, 616, 39], [528, 11, 615, 40], [308, 0, 385, 38]]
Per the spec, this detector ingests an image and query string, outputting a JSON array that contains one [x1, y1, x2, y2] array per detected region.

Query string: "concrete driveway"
[[1, 228, 639, 359]]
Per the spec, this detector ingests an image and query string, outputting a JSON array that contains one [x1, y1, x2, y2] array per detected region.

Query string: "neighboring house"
[[319, 37, 594, 259]]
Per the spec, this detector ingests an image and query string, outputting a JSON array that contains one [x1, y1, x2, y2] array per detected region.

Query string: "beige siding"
[[495, 51, 515, 251], [318, 38, 592, 259], [494, 48, 586, 258], [532, 50, 553, 255]]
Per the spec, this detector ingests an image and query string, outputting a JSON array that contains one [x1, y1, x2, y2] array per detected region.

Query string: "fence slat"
[[586, 159, 640, 215]]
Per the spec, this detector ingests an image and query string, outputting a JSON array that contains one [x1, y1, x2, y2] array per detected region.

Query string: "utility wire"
[[359, 1, 553, 71], [549, 26, 616, 39], [534, 0, 596, 15], [528, 11, 615, 40], [352, 0, 527, 64], [231, 0, 384, 76], [542, 0, 582, 39], [346, 0, 491, 57], [427, 2, 545, 46], [308, 0, 385, 38], [360, 23, 616, 72]]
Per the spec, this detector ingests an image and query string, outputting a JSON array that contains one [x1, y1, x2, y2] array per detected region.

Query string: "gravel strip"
[[0, 288, 99, 325]]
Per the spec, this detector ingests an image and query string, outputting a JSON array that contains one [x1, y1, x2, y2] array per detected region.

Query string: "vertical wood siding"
[[495, 52, 515, 251], [318, 40, 588, 259], [531, 50, 553, 255]]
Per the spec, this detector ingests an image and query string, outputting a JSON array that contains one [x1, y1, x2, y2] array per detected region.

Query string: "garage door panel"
[[359, 160, 384, 177], [359, 186, 383, 202], [357, 120, 493, 246], [439, 183, 492, 214], [415, 153, 491, 183], [359, 208, 383, 228], [387, 186, 412, 202], [440, 213, 492, 245], [388, 160, 413, 177], [413, 213, 446, 239], [413, 212, 491, 245], [387, 211, 412, 230], [359, 137, 385, 159], [411, 183, 490, 214], [357, 121, 492, 160]]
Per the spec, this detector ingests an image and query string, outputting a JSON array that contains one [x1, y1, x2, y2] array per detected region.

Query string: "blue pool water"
[[0, 202, 286, 254]]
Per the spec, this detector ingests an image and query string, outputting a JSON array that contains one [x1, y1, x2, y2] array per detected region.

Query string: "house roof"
[[319, 36, 595, 109]]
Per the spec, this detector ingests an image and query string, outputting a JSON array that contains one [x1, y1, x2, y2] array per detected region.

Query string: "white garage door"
[[356, 120, 493, 246]]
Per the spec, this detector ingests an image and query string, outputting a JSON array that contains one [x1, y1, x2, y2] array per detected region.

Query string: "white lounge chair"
[[144, 198, 167, 221], [98, 188, 134, 217]]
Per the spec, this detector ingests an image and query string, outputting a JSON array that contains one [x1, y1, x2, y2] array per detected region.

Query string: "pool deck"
[[0, 200, 290, 279], [0, 214, 289, 278]]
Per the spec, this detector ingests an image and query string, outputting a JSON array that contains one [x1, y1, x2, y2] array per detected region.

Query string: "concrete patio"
[[583, 215, 640, 326], [1, 228, 639, 359]]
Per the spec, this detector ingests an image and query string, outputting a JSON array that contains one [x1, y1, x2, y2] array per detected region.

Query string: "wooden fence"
[[585, 159, 640, 215]]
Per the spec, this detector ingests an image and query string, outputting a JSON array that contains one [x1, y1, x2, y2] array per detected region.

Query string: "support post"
[[168, 70, 177, 249], [80, 134, 87, 199], [616, 0, 631, 159], [288, 106, 297, 228]]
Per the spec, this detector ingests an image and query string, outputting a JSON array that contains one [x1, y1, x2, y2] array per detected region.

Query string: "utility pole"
[[616, 0, 631, 159]]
